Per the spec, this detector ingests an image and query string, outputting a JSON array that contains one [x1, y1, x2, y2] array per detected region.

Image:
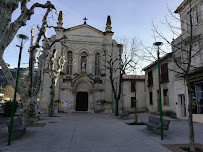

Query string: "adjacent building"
[[143, 0, 203, 122], [143, 53, 179, 118], [122, 75, 146, 113], [173, 0, 203, 122]]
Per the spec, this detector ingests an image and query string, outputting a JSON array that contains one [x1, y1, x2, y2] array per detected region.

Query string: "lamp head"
[[17, 34, 29, 40], [153, 42, 163, 46], [17, 34, 29, 47]]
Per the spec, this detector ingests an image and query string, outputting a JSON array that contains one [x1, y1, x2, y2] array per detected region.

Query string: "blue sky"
[[4, 0, 183, 70]]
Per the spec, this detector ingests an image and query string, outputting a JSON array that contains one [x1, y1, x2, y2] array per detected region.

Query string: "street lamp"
[[115, 80, 119, 116], [153, 42, 163, 140], [8, 34, 28, 146], [50, 75, 56, 117]]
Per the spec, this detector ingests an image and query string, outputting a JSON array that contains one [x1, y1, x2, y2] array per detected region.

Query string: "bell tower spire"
[[57, 11, 64, 28], [105, 15, 112, 32]]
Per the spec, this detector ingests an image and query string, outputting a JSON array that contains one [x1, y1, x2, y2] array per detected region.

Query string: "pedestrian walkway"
[[0, 113, 203, 152]]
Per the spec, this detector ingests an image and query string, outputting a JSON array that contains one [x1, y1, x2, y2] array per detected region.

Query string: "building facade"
[[143, 53, 179, 118], [173, 0, 203, 122], [39, 12, 122, 114], [122, 75, 146, 113], [143, 0, 203, 122]]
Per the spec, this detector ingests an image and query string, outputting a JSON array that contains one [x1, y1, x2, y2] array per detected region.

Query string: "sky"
[[3, 0, 183, 73]]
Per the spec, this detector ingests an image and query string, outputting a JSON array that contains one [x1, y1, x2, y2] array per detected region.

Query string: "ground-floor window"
[[149, 92, 153, 105], [194, 84, 203, 114], [163, 89, 169, 106], [131, 97, 136, 108], [178, 94, 186, 117]]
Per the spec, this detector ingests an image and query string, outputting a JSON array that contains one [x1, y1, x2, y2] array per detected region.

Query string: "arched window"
[[95, 52, 101, 76], [81, 56, 87, 73], [67, 51, 72, 74]]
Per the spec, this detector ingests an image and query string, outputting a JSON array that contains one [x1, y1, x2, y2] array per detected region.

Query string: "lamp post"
[[50, 76, 56, 117], [115, 80, 119, 116], [8, 34, 28, 146], [153, 42, 163, 140]]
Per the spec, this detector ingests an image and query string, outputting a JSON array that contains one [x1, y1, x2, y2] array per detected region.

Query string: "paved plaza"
[[0, 113, 203, 152]]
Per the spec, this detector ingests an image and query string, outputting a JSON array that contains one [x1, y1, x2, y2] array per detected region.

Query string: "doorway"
[[76, 92, 88, 111], [179, 94, 186, 117]]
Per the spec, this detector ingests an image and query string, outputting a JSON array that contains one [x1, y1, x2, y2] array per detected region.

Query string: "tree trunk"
[[134, 100, 138, 123], [186, 76, 195, 152]]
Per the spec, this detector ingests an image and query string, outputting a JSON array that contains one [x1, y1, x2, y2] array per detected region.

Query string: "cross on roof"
[[83, 17, 88, 24]]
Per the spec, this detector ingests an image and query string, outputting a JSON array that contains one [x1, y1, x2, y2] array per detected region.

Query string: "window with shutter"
[[148, 71, 153, 86], [131, 80, 135, 92], [191, 8, 197, 26], [163, 89, 169, 106], [149, 92, 153, 105], [131, 97, 136, 108], [161, 63, 169, 82]]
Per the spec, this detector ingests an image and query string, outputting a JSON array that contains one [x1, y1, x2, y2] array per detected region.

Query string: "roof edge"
[[174, 0, 189, 13], [142, 53, 172, 71]]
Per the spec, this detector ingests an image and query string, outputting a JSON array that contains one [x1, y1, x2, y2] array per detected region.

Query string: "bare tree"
[[149, 1, 203, 151], [105, 37, 140, 115], [0, 0, 56, 124], [46, 44, 66, 116]]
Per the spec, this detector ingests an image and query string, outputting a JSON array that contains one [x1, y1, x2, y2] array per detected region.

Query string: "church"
[[39, 11, 123, 114]]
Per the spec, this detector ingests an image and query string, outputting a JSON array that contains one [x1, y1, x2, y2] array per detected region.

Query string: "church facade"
[[39, 12, 122, 114]]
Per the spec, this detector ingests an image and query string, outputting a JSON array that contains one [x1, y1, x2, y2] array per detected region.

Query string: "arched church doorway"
[[76, 92, 88, 111]]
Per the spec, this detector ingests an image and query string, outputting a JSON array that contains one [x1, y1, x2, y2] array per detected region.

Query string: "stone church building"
[[39, 12, 123, 113]]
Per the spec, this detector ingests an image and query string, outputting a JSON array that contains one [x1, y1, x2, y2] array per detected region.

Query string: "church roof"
[[57, 23, 113, 36], [123, 75, 145, 80], [142, 52, 172, 71]]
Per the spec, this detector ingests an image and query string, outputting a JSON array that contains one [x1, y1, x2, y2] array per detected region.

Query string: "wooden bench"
[[142, 116, 170, 131], [120, 110, 130, 119], [7, 117, 27, 138]]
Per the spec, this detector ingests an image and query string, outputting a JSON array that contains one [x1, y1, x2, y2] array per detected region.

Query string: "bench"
[[142, 116, 170, 131], [120, 110, 130, 119], [7, 117, 27, 138]]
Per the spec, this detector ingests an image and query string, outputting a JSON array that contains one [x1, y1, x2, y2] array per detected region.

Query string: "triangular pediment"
[[72, 73, 93, 84], [65, 24, 105, 37]]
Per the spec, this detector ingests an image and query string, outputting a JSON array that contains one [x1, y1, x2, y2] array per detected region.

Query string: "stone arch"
[[63, 46, 76, 54], [78, 47, 90, 54], [92, 48, 103, 55], [73, 79, 93, 92], [73, 80, 94, 111], [77, 47, 91, 74]]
